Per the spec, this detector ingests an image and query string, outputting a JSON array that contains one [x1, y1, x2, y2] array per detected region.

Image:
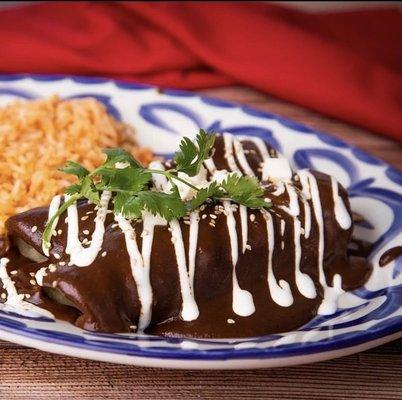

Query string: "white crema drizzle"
[[330, 176, 352, 230], [239, 205, 249, 253], [262, 211, 294, 307], [169, 219, 199, 321], [293, 218, 317, 299], [233, 137, 255, 176], [298, 170, 344, 314], [298, 172, 312, 239], [66, 191, 112, 267], [42, 194, 62, 256], [0, 258, 54, 318], [223, 201, 255, 316], [115, 214, 153, 333]]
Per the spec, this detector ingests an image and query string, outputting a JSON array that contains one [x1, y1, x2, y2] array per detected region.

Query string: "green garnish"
[[42, 130, 271, 251]]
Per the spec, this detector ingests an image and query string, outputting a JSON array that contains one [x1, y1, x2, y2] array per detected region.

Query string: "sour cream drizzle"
[[298, 170, 344, 314], [298, 172, 312, 239], [188, 211, 200, 292], [223, 133, 241, 173], [280, 183, 300, 217], [224, 201, 255, 316], [42, 194, 62, 256], [233, 137, 255, 176], [115, 214, 153, 332], [0, 258, 53, 318], [239, 205, 249, 253], [262, 211, 294, 307], [293, 218, 316, 299], [331, 177, 352, 230], [169, 219, 199, 321], [66, 191, 112, 267]]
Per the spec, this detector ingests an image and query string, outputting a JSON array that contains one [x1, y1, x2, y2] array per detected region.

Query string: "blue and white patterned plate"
[[0, 74, 401, 369]]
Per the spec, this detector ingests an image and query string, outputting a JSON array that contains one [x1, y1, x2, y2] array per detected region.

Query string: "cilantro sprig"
[[42, 130, 271, 252]]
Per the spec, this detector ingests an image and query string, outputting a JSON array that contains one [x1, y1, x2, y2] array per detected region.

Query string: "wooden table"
[[1, 87, 401, 399]]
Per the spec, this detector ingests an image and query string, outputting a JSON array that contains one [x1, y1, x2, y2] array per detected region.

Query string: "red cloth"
[[1, 2, 401, 141]]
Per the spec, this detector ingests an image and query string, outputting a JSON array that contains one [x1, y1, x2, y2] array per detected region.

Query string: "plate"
[[0, 74, 401, 369]]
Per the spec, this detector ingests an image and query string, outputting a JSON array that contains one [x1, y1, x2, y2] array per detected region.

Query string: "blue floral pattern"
[[0, 74, 400, 365]]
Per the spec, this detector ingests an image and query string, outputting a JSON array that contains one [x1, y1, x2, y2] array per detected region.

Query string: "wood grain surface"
[[1, 86, 401, 400]]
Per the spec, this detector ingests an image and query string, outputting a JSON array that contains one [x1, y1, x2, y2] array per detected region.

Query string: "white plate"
[[0, 74, 401, 369]]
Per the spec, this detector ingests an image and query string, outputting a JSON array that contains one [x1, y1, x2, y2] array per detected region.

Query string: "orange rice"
[[0, 95, 153, 235]]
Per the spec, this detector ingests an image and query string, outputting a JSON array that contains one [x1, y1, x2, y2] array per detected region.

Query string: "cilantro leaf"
[[188, 181, 221, 210], [174, 130, 215, 177], [220, 174, 269, 209], [114, 192, 138, 217], [115, 187, 186, 221], [80, 176, 101, 206], [102, 148, 142, 169], [65, 183, 82, 195], [59, 161, 89, 179], [96, 166, 151, 193], [139, 187, 187, 221]]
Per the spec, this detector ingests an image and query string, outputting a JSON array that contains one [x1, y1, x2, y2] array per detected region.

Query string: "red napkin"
[[1, 2, 401, 141]]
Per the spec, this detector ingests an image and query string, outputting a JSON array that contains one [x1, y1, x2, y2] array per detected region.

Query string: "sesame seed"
[[210, 214, 217, 219], [10, 270, 17, 275], [30, 279, 36, 285], [29, 272, 35, 277], [49, 264, 57, 272], [31, 226, 38, 233], [202, 214, 207, 219], [249, 214, 255, 222], [64, 217, 69, 223], [101, 251, 107, 257], [129, 325, 137, 331], [52, 230, 57, 236], [82, 238, 89, 244], [57, 229, 63, 235], [1, 293, 6, 299], [245, 244, 252, 251], [24, 294, 31, 299], [53, 253, 61, 260], [81, 216, 89, 221], [86, 211, 94, 215], [59, 262, 66, 266], [52, 281, 57, 288], [83, 230, 90, 235], [227, 319, 235, 324], [281, 241, 284, 250], [209, 222, 215, 227], [183, 220, 191, 225]]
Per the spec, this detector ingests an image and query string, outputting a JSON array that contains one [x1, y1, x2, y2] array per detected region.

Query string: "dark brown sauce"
[[1, 135, 373, 338], [348, 238, 374, 259], [379, 246, 402, 267]]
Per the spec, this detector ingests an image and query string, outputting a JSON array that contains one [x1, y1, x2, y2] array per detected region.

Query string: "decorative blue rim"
[[0, 73, 401, 362]]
